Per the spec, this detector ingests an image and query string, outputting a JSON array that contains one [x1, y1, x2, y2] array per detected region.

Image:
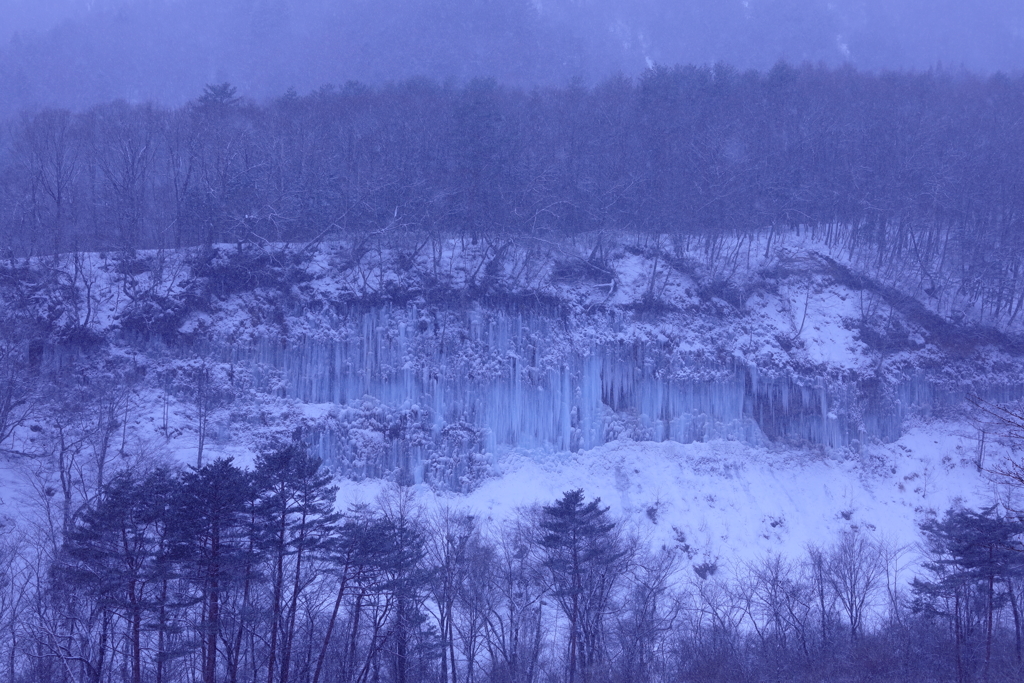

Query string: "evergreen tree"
[[539, 489, 627, 683], [376, 488, 430, 683], [254, 443, 340, 683], [172, 457, 253, 683], [913, 505, 1024, 683], [58, 467, 178, 683]]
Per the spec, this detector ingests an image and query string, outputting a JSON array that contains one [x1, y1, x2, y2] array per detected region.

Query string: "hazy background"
[[2, 0, 1023, 115]]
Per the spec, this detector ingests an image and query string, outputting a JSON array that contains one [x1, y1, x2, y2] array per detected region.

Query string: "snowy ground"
[[330, 418, 1015, 579], [5, 233, 1024, 583], [0, 411, 1011, 588]]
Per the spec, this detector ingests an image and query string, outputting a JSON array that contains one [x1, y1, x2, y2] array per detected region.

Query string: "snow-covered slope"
[[336, 420, 1008, 576], [3, 232, 1023, 575]]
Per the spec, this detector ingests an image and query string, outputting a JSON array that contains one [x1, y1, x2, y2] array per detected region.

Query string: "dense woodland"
[[2, 65, 1024, 324], [4, 64, 1024, 683], [2, 444, 1024, 683]]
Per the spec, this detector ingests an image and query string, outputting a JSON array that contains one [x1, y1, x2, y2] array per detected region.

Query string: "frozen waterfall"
[[206, 303, 988, 483]]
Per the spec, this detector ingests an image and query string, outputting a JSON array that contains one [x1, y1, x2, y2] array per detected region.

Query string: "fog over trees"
[[2, 0, 1023, 116], [1, 66, 1024, 680], [3, 1, 1024, 682]]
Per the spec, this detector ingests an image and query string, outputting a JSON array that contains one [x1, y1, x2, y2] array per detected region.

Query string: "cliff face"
[[7, 232, 1022, 488], [14, 235, 1024, 471], [130, 236, 1024, 481], [1, 231, 1019, 575]]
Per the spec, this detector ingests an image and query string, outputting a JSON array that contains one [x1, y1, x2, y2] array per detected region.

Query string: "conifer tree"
[[172, 457, 252, 683], [58, 467, 177, 683], [539, 489, 627, 683], [914, 506, 1024, 683], [254, 443, 340, 683]]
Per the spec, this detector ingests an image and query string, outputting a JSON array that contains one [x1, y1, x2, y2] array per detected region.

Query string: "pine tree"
[[172, 457, 252, 683], [255, 443, 340, 683], [58, 467, 178, 683], [913, 506, 1024, 683], [375, 487, 429, 683], [539, 489, 627, 683]]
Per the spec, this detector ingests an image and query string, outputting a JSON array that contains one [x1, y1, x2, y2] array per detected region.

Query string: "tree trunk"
[[157, 569, 169, 683], [206, 527, 221, 683], [312, 568, 350, 683], [1009, 579, 1022, 665], [267, 510, 287, 683], [229, 511, 258, 683], [280, 510, 310, 683], [129, 578, 142, 683], [347, 592, 365, 682]]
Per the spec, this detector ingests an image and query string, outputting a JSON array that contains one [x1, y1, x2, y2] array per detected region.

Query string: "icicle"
[[210, 303, 1022, 477]]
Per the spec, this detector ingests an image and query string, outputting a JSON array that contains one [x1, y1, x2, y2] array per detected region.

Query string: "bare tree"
[[12, 109, 81, 255], [821, 532, 886, 640], [424, 506, 479, 683], [86, 102, 156, 252], [614, 545, 681, 683], [483, 516, 546, 683]]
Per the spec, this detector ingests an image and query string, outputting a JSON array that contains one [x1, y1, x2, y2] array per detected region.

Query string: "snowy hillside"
[[5, 229, 1024, 683], [3, 230, 1021, 567]]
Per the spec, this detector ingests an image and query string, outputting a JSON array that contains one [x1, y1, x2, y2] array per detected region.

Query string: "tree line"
[[2, 65, 1024, 324], [1, 437, 1024, 683]]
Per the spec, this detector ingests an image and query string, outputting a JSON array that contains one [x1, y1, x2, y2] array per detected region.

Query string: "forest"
[[3, 63, 1024, 683], [2, 445, 1024, 683], [2, 65, 1024, 327]]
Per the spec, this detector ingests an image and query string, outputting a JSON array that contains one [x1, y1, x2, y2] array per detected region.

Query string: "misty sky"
[[1, 0, 1023, 115]]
